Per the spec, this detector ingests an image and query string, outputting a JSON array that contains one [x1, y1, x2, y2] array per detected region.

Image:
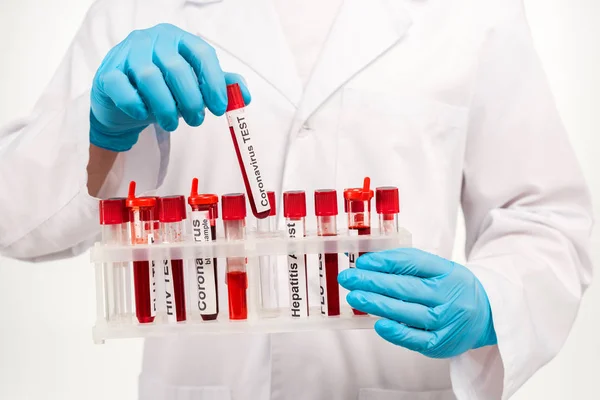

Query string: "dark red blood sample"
[[133, 261, 155, 323], [227, 270, 248, 320], [171, 259, 187, 322], [324, 252, 340, 316], [201, 225, 219, 321], [351, 225, 371, 316]]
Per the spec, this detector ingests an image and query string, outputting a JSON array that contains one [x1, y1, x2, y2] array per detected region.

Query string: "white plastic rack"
[[91, 228, 412, 344]]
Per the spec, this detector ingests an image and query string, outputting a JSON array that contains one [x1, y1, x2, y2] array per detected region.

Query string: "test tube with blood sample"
[[283, 191, 310, 318], [314, 190, 341, 317], [344, 177, 374, 316], [225, 83, 271, 219], [188, 178, 220, 321], [376, 187, 400, 235], [126, 182, 157, 324], [222, 193, 248, 320], [158, 196, 187, 323]]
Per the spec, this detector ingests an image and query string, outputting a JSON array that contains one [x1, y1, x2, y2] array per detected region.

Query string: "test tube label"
[[286, 220, 309, 318], [318, 253, 328, 316], [348, 229, 358, 270], [191, 210, 218, 315], [163, 259, 177, 323], [148, 234, 157, 317], [227, 108, 270, 214]]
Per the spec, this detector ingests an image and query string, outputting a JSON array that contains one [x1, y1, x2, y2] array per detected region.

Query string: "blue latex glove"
[[338, 248, 497, 358], [90, 23, 251, 152]]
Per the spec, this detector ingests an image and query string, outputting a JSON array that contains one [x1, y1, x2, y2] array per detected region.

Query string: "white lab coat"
[[0, 0, 593, 399]]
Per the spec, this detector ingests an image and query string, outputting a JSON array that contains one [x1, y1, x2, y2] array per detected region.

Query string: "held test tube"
[[314, 190, 341, 317], [257, 191, 279, 316], [159, 196, 187, 323], [222, 193, 248, 320], [126, 182, 157, 324], [99, 198, 130, 320], [188, 178, 220, 321], [376, 187, 400, 234], [344, 177, 374, 316], [226, 83, 271, 219], [283, 191, 310, 318]]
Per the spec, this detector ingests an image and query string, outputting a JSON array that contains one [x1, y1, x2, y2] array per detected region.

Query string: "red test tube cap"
[[283, 191, 307, 219], [126, 181, 157, 208], [314, 189, 338, 216], [226, 83, 245, 112], [267, 191, 276, 216], [222, 193, 247, 220], [159, 196, 186, 223], [99, 198, 127, 225], [188, 178, 219, 218], [376, 187, 400, 214]]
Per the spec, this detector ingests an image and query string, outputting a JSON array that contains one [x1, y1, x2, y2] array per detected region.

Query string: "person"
[[0, 0, 593, 399]]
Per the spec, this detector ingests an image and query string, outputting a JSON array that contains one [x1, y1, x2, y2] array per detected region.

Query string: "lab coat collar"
[[182, 0, 412, 125]]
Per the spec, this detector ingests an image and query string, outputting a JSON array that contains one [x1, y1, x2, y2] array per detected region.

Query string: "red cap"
[[314, 189, 338, 216], [376, 187, 400, 214], [159, 196, 186, 223], [343, 177, 374, 202], [188, 178, 219, 217], [226, 83, 245, 112], [283, 191, 306, 218], [126, 181, 157, 208], [222, 193, 247, 220], [99, 198, 127, 225], [267, 191, 276, 216]]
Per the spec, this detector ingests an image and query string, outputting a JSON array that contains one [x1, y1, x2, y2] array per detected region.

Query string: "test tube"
[[126, 182, 157, 324], [376, 187, 400, 234], [188, 178, 220, 321], [314, 190, 341, 317], [222, 193, 248, 320], [159, 196, 187, 323], [99, 198, 129, 321], [225, 83, 271, 220], [344, 177, 374, 316], [283, 191, 310, 318], [257, 191, 279, 316]]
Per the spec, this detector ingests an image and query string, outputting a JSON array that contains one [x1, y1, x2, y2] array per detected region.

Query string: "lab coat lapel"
[[183, 0, 303, 107], [291, 0, 413, 133]]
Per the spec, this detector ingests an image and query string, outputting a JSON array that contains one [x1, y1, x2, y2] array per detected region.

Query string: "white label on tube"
[[191, 210, 217, 315], [286, 219, 309, 318], [319, 253, 328, 316], [227, 107, 270, 214], [148, 233, 157, 317], [163, 259, 177, 323], [348, 229, 358, 270]]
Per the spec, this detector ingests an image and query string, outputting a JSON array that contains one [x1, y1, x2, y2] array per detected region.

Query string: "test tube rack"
[[91, 228, 412, 344]]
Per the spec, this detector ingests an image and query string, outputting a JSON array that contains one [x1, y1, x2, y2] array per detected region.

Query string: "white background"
[[0, 0, 598, 399]]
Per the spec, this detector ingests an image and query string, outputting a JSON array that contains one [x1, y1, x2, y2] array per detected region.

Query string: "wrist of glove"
[[338, 248, 497, 358]]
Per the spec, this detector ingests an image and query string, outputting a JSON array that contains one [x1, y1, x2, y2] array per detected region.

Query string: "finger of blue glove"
[[338, 268, 442, 307], [346, 291, 441, 331], [98, 70, 149, 121], [225, 73, 252, 105], [356, 248, 452, 279], [154, 36, 206, 127], [180, 33, 228, 116], [127, 41, 179, 132], [374, 319, 440, 355]]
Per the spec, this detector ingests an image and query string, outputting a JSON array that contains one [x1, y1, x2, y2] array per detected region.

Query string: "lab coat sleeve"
[[0, 0, 169, 261], [450, 3, 594, 400]]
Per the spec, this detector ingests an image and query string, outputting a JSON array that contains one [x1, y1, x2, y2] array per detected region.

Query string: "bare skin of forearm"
[[86, 144, 118, 197]]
